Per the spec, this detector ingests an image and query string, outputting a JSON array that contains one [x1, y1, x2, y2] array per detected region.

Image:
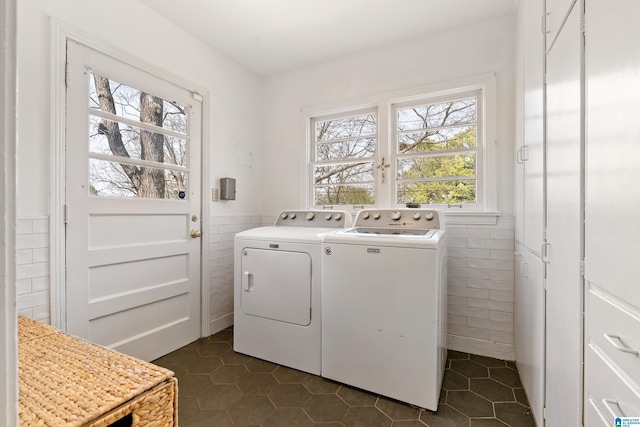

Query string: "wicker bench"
[[18, 316, 178, 426]]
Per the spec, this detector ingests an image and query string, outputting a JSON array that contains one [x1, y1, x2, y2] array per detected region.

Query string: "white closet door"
[[544, 2, 584, 425], [585, 0, 640, 311]]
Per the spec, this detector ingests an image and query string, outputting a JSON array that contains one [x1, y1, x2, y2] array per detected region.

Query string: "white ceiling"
[[139, 0, 517, 77]]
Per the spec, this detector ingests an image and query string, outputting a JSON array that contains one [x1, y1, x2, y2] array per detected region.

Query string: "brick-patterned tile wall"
[[445, 216, 516, 360], [14, 213, 516, 361], [16, 216, 50, 323], [208, 215, 262, 334]]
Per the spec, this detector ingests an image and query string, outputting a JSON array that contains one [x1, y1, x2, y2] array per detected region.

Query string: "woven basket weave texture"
[[18, 316, 177, 426]]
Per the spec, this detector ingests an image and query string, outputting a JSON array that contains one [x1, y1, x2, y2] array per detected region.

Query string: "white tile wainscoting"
[[208, 215, 262, 334], [446, 216, 516, 360], [16, 216, 50, 323], [17, 213, 515, 360], [210, 213, 516, 360]]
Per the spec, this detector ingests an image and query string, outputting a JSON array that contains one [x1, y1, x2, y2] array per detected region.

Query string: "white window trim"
[[1, 0, 18, 423], [302, 73, 499, 225]]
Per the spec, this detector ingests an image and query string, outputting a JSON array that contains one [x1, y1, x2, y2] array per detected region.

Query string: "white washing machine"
[[233, 210, 352, 375], [322, 208, 447, 410]]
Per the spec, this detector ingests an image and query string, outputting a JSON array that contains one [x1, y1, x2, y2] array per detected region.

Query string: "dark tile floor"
[[152, 327, 536, 427]]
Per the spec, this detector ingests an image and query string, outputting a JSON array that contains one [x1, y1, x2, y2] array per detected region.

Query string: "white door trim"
[[49, 19, 211, 336], [1, 0, 18, 423]]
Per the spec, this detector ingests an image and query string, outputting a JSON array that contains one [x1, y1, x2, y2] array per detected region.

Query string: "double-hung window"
[[394, 92, 480, 207], [308, 75, 495, 213], [311, 109, 378, 206]]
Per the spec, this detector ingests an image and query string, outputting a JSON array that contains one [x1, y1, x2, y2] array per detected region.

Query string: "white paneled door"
[[544, 2, 584, 425], [65, 41, 202, 361]]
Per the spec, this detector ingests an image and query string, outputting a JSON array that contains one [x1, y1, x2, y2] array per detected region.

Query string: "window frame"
[[391, 89, 484, 210], [304, 74, 497, 220], [309, 107, 379, 209]]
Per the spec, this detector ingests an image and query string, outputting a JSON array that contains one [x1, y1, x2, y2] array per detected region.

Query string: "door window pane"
[[87, 73, 190, 199], [90, 73, 187, 134], [89, 117, 187, 167], [89, 159, 187, 200]]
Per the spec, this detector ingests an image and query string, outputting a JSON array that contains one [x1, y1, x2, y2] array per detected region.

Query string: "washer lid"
[[346, 228, 438, 237], [323, 228, 445, 248]]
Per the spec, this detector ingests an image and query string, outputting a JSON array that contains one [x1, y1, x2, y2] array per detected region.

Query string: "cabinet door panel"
[[514, 246, 545, 425], [515, 0, 545, 251], [521, 0, 545, 252], [514, 1, 525, 244], [585, 0, 640, 310]]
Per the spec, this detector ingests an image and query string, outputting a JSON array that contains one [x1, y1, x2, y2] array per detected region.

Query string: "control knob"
[[325, 214, 332, 220], [413, 212, 421, 220], [280, 213, 288, 219], [305, 212, 315, 220], [390, 211, 401, 221], [289, 213, 296, 219], [425, 212, 434, 220], [361, 212, 370, 219], [334, 214, 342, 220], [373, 212, 381, 220]]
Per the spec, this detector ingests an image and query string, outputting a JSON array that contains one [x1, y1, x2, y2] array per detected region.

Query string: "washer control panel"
[[353, 209, 443, 230], [275, 210, 353, 228]]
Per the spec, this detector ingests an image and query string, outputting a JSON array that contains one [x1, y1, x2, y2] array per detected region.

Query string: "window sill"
[[443, 211, 500, 226]]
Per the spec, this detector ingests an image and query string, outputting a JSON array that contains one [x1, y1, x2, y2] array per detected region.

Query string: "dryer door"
[[240, 248, 312, 326]]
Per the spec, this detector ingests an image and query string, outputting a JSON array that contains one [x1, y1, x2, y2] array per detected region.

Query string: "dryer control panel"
[[353, 209, 444, 231], [274, 210, 353, 228]]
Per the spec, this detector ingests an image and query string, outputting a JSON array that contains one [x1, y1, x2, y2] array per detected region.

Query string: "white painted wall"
[[261, 16, 516, 216]]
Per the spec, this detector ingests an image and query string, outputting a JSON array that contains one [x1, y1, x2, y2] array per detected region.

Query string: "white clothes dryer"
[[233, 210, 352, 375], [321, 209, 447, 410]]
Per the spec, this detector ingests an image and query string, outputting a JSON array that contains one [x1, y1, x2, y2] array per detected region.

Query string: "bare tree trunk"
[[93, 74, 166, 198], [93, 74, 142, 190], [139, 93, 164, 198]]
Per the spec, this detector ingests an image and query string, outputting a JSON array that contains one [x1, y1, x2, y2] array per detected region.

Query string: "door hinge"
[[541, 12, 551, 35], [516, 145, 529, 164], [580, 259, 585, 276], [580, 14, 586, 35]]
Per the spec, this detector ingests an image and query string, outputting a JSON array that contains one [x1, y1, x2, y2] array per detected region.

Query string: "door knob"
[[190, 229, 202, 238]]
